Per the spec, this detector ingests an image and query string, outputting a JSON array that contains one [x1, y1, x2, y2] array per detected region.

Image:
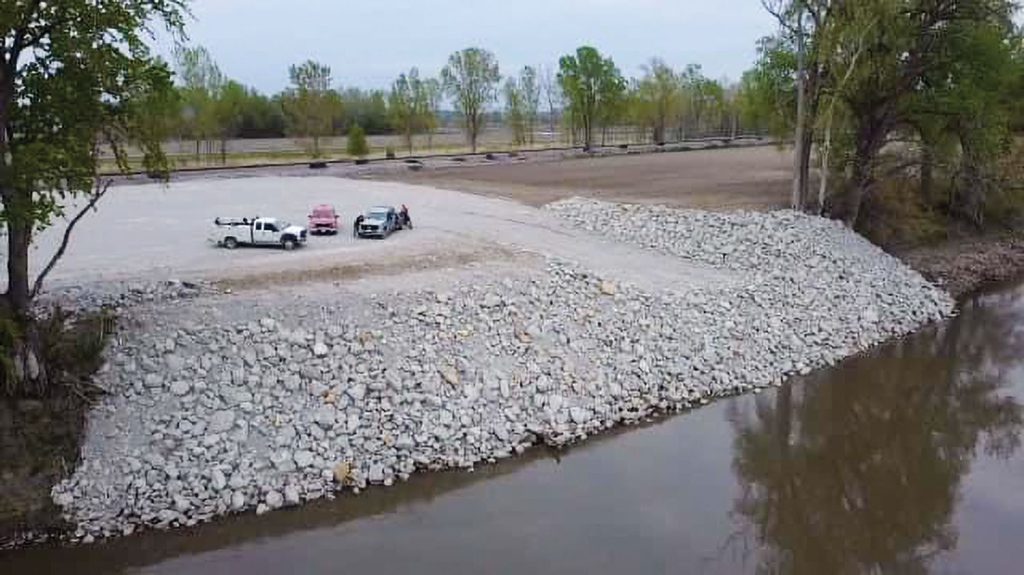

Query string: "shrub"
[[857, 177, 948, 249], [346, 124, 369, 158], [1, 308, 114, 399]]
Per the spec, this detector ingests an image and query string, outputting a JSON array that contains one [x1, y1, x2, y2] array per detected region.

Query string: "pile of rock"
[[40, 279, 217, 313], [51, 201, 954, 541]]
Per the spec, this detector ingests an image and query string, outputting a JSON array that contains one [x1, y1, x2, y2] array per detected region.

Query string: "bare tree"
[[519, 66, 541, 145], [539, 65, 562, 143]]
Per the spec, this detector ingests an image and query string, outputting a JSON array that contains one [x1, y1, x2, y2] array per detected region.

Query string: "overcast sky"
[[159, 0, 779, 93]]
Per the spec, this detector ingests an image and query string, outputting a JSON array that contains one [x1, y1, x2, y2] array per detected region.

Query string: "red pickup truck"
[[308, 204, 340, 235]]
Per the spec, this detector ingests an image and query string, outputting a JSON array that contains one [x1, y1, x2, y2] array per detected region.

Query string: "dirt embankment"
[[898, 234, 1024, 300]]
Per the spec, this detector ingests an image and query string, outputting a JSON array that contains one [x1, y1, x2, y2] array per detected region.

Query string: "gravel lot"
[[18, 176, 727, 292]]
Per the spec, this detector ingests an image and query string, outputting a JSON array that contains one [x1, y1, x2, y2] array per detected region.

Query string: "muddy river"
[[2, 281, 1023, 574]]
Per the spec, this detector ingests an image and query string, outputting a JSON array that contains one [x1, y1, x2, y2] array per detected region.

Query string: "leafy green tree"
[[389, 68, 425, 154], [174, 45, 224, 160], [442, 48, 501, 153], [420, 78, 443, 149], [738, 37, 799, 138], [503, 78, 527, 146], [339, 87, 390, 135], [557, 46, 626, 149], [1, 0, 186, 384], [282, 60, 341, 158], [236, 87, 285, 138], [634, 58, 681, 143], [828, 0, 1019, 226], [213, 80, 247, 164], [518, 66, 541, 144], [346, 123, 369, 157]]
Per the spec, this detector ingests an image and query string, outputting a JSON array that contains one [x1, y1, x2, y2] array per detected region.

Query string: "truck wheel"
[[282, 237, 297, 251], [224, 237, 238, 249]]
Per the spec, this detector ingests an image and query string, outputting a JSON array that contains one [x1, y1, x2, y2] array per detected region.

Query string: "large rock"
[[208, 410, 235, 433]]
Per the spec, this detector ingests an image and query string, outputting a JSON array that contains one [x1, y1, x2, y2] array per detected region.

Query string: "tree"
[[1, 0, 185, 384], [281, 60, 340, 158], [389, 68, 425, 154], [420, 78, 443, 149], [213, 80, 247, 164], [441, 48, 501, 153], [539, 65, 563, 141], [235, 87, 286, 138], [339, 87, 390, 135], [761, 0, 834, 212], [634, 58, 681, 143], [824, 0, 1019, 226], [519, 66, 541, 145], [504, 78, 527, 146], [173, 45, 224, 160], [346, 124, 369, 157], [557, 46, 626, 149]]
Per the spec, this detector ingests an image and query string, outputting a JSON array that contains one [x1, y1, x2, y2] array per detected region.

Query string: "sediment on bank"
[[897, 234, 1024, 300]]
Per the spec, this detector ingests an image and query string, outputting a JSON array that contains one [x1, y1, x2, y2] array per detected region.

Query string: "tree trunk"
[[799, 127, 814, 208], [920, 141, 935, 205], [469, 116, 478, 154], [791, 12, 808, 211], [817, 116, 832, 214], [3, 190, 32, 318], [845, 143, 874, 227]]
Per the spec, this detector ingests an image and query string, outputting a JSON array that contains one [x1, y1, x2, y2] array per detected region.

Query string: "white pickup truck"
[[209, 217, 308, 250]]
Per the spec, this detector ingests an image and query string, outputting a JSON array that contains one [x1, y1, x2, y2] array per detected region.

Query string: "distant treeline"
[[168, 46, 771, 159]]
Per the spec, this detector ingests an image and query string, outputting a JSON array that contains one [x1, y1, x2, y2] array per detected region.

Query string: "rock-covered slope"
[[52, 201, 954, 541]]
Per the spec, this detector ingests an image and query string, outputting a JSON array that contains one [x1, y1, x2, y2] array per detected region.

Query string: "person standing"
[[353, 214, 364, 237]]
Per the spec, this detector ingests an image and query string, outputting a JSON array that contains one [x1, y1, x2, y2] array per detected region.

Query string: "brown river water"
[[2, 281, 1023, 574]]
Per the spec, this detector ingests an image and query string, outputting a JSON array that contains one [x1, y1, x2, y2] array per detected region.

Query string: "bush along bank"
[[46, 200, 954, 543]]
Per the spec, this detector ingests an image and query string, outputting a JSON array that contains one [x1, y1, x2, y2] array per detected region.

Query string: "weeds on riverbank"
[[0, 308, 115, 545]]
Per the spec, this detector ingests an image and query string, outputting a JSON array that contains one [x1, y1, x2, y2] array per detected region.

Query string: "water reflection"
[[727, 289, 1024, 574]]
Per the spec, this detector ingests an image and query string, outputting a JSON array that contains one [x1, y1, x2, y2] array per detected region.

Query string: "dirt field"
[[380, 145, 794, 210]]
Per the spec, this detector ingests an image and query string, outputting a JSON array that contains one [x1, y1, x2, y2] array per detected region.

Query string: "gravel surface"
[[50, 199, 954, 542]]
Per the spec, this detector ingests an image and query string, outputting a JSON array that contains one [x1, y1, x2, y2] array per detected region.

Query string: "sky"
[[157, 0, 779, 93]]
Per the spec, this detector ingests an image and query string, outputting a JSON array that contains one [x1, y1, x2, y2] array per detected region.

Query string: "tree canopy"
[[1, 0, 187, 317], [281, 60, 341, 157], [557, 46, 626, 149], [442, 48, 501, 153]]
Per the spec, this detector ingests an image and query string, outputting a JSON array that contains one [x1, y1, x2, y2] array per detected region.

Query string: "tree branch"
[[30, 178, 112, 299]]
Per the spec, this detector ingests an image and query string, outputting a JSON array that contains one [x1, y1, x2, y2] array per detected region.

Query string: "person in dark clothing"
[[353, 214, 364, 237], [400, 204, 412, 229]]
